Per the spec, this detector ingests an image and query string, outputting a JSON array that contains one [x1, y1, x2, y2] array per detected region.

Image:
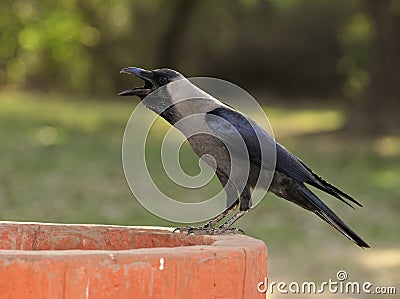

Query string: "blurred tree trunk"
[[348, 0, 400, 135], [157, 0, 200, 67]]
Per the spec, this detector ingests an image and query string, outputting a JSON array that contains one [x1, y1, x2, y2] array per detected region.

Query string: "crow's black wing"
[[206, 106, 361, 208], [205, 106, 276, 172]]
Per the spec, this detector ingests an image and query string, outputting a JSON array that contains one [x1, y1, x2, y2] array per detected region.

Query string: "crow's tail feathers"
[[298, 187, 370, 248], [298, 159, 363, 209]]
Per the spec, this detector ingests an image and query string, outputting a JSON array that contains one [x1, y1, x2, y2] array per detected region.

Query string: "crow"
[[118, 67, 369, 248]]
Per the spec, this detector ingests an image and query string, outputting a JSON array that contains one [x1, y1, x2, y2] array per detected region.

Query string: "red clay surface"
[[0, 221, 267, 299]]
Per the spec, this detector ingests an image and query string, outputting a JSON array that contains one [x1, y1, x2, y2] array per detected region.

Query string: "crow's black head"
[[118, 67, 184, 99]]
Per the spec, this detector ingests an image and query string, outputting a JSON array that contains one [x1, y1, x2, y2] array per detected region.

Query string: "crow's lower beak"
[[118, 67, 154, 97]]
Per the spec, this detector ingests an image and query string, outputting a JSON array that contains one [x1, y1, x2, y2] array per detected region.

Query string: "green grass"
[[1, 92, 399, 298]]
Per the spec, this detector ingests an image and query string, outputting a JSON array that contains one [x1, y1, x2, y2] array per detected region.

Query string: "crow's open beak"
[[118, 67, 154, 97]]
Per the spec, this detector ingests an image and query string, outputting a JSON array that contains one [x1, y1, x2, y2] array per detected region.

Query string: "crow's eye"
[[159, 76, 168, 84]]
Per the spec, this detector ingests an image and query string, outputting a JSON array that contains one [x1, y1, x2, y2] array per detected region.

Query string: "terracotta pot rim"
[[0, 221, 266, 254], [0, 221, 268, 298]]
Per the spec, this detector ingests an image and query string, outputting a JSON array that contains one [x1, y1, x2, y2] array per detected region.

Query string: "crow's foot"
[[173, 226, 245, 235]]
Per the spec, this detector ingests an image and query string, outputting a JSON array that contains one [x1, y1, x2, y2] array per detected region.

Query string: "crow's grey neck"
[[142, 93, 173, 116], [142, 80, 223, 124]]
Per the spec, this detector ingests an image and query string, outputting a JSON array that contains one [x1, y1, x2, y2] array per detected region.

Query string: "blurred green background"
[[1, 0, 399, 298]]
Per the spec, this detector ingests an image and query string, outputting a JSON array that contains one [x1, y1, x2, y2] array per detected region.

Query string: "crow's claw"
[[173, 226, 245, 235], [173, 226, 191, 233], [222, 227, 246, 234]]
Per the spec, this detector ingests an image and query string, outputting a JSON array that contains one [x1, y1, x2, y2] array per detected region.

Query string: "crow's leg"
[[199, 171, 241, 230], [175, 185, 250, 235], [215, 185, 251, 233], [202, 198, 239, 229], [173, 199, 239, 234], [174, 172, 241, 234], [215, 210, 249, 233]]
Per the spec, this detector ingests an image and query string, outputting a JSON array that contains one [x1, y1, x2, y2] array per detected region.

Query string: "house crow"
[[118, 67, 369, 248]]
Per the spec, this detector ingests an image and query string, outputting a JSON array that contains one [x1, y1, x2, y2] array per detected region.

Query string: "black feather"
[[297, 187, 369, 248]]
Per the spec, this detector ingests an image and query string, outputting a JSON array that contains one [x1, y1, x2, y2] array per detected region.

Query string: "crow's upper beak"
[[118, 67, 154, 97]]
